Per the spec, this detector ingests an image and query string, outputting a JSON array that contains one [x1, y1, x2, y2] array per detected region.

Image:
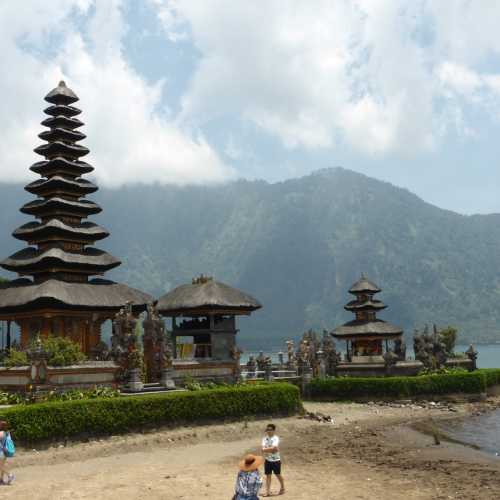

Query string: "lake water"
[[442, 409, 500, 458], [455, 344, 500, 369]]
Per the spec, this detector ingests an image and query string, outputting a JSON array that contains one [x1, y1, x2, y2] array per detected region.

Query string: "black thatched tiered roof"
[[332, 275, 402, 339], [0, 81, 152, 312], [157, 275, 262, 316]]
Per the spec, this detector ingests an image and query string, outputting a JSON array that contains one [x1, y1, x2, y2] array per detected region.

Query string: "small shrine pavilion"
[[0, 81, 152, 354], [332, 275, 403, 363], [156, 275, 261, 361]]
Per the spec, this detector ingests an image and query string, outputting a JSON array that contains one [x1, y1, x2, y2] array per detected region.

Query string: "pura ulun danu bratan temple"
[[0, 81, 152, 354]]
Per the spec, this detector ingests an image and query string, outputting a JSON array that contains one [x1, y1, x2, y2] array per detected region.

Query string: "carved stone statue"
[[143, 301, 168, 382], [246, 355, 257, 377], [286, 340, 297, 371], [465, 344, 478, 371], [263, 356, 274, 381], [394, 338, 406, 361], [322, 331, 338, 375], [383, 349, 398, 375], [231, 345, 243, 382], [91, 341, 110, 361], [160, 332, 174, 370], [256, 351, 266, 371], [413, 325, 451, 369], [111, 302, 143, 389]]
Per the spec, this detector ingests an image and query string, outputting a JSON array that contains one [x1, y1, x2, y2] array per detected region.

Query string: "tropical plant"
[[41, 336, 87, 367], [3, 348, 28, 367]]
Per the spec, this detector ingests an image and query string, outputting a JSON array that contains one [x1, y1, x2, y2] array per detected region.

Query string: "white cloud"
[[0, 0, 232, 186], [152, 0, 500, 155]]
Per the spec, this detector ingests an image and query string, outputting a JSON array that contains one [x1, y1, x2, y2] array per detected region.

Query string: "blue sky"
[[1, 1, 500, 214]]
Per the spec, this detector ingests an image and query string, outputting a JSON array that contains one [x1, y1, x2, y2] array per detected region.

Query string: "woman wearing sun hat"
[[233, 454, 264, 500]]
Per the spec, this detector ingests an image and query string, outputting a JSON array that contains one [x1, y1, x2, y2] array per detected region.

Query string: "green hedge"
[[307, 369, 500, 400], [0, 383, 301, 443], [480, 368, 500, 388]]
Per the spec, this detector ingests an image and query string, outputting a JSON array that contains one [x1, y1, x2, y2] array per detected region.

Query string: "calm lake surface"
[[455, 344, 500, 369], [442, 409, 500, 458]]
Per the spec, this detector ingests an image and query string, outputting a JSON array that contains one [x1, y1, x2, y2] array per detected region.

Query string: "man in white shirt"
[[261, 423, 285, 496]]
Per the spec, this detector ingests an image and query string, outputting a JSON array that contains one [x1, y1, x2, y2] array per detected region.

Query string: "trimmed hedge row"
[[307, 369, 500, 400], [0, 383, 301, 443], [481, 368, 500, 388]]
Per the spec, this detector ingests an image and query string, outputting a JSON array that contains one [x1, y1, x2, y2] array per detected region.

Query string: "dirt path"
[[1, 402, 499, 499]]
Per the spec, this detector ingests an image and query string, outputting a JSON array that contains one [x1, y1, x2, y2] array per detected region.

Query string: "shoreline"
[[1, 399, 499, 499], [413, 399, 500, 453]]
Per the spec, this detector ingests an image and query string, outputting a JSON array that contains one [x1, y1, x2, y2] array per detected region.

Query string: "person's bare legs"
[[277, 474, 285, 494], [264, 474, 272, 496], [0, 457, 9, 483]]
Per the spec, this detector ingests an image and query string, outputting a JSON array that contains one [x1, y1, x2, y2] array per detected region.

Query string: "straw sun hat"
[[239, 454, 264, 472]]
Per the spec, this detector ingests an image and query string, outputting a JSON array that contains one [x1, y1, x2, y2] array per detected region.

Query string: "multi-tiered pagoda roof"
[[0, 81, 151, 313], [332, 275, 402, 339]]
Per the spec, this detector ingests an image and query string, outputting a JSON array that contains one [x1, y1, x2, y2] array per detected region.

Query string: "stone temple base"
[[335, 361, 423, 377]]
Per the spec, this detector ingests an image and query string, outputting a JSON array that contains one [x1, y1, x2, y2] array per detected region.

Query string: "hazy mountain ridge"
[[1, 167, 499, 348]]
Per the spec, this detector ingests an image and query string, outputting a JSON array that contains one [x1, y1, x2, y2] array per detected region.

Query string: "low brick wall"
[[0, 367, 30, 388], [444, 358, 474, 370], [47, 362, 119, 388], [0, 362, 120, 391], [173, 360, 235, 383]]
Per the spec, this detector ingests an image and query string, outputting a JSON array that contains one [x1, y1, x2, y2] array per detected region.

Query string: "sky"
[[1, 0, 500, 214]]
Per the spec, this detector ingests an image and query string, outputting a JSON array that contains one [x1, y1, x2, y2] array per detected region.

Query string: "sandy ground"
[[1, 400, 499, 500]]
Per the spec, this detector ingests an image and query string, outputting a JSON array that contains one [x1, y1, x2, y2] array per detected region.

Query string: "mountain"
[[1, 167, 500, 349]]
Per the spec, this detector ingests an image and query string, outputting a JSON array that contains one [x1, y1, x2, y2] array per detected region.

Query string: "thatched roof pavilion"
[[157, 275, 261, 361], [157, 275, 261, 317], [0, 81, 152, 353]]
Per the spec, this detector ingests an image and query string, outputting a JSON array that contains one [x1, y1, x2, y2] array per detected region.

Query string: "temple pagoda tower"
[[0, 81, 152, 353], [332, 275, 403, 361]]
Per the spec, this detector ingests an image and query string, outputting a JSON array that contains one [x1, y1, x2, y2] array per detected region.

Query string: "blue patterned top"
[[235, 470, 263, 496]]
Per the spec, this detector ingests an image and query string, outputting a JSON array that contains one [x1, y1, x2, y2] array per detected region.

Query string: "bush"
[[42, 336, 87, 367], [3, 348, 28, 367], [0, 383, 301, 443], [43, 386, 121, 403], [481, 368, 500, 387], [307, 370, 499, 400], [1, 336, 86, 368], [0, 392, 24, 405]]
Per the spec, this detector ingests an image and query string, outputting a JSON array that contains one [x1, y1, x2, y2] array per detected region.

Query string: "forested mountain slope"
[[1, 168, 499, 347]]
